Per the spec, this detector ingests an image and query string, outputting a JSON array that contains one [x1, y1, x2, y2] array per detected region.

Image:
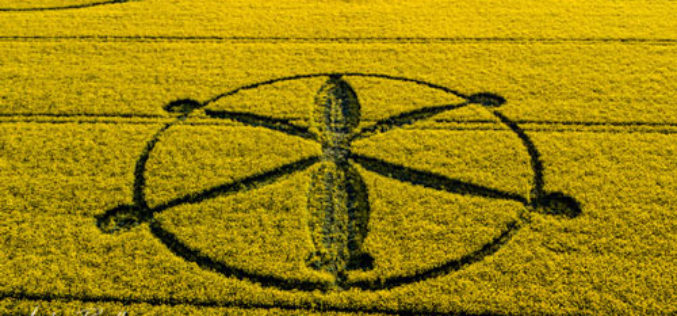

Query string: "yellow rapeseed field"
[[0, 0, 676, 315]]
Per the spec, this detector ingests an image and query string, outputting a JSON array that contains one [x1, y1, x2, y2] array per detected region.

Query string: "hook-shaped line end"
[[531, 192, 582, 218], [163, 99, 203, 115], [468, 92, 506, 107], [96, 204, 150, 234]]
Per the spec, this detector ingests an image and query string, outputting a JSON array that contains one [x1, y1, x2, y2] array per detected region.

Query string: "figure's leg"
[[305, 162, 350, 276], [344, 163, 374, 271], [305, 161, 374, 277]]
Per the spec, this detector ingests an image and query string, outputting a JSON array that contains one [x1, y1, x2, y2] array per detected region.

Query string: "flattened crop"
[[1, 1, 676, 315]]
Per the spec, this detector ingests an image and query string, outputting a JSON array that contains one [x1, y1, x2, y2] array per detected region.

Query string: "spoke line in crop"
[[351, 101, 470, 141], [150, 156, 321, 214], [350, 153, 528, 204], [96, 156, 321, 233], [204, 109, 316, 140]]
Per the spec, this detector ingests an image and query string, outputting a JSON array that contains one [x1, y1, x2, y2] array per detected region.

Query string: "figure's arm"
[[350, 102, 470, 141], [205, 109, 316, 141], [97, 156, 320, 233], [350, 153, 527, 204]]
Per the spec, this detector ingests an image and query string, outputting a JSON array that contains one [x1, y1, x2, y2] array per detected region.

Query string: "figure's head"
[[311, 75, 361, 144]]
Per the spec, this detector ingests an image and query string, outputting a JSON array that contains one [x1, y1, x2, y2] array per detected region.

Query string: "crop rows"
[[1, 1, 676, 313]]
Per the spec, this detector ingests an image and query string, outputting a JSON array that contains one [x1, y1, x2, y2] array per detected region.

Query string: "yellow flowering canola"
[[1, 0, 676, 315]]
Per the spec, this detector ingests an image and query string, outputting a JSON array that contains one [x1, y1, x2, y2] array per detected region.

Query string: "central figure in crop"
[[306, 75, 374, 280]]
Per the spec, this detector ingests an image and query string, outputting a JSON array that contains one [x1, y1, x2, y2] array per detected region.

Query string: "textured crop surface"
[[1, 1, 676, 315]]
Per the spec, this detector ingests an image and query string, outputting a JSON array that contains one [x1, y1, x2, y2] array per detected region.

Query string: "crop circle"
[[96, 73, 581, 291]]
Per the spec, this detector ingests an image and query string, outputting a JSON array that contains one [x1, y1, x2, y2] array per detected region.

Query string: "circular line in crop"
[[96, 73, 582, 293]]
